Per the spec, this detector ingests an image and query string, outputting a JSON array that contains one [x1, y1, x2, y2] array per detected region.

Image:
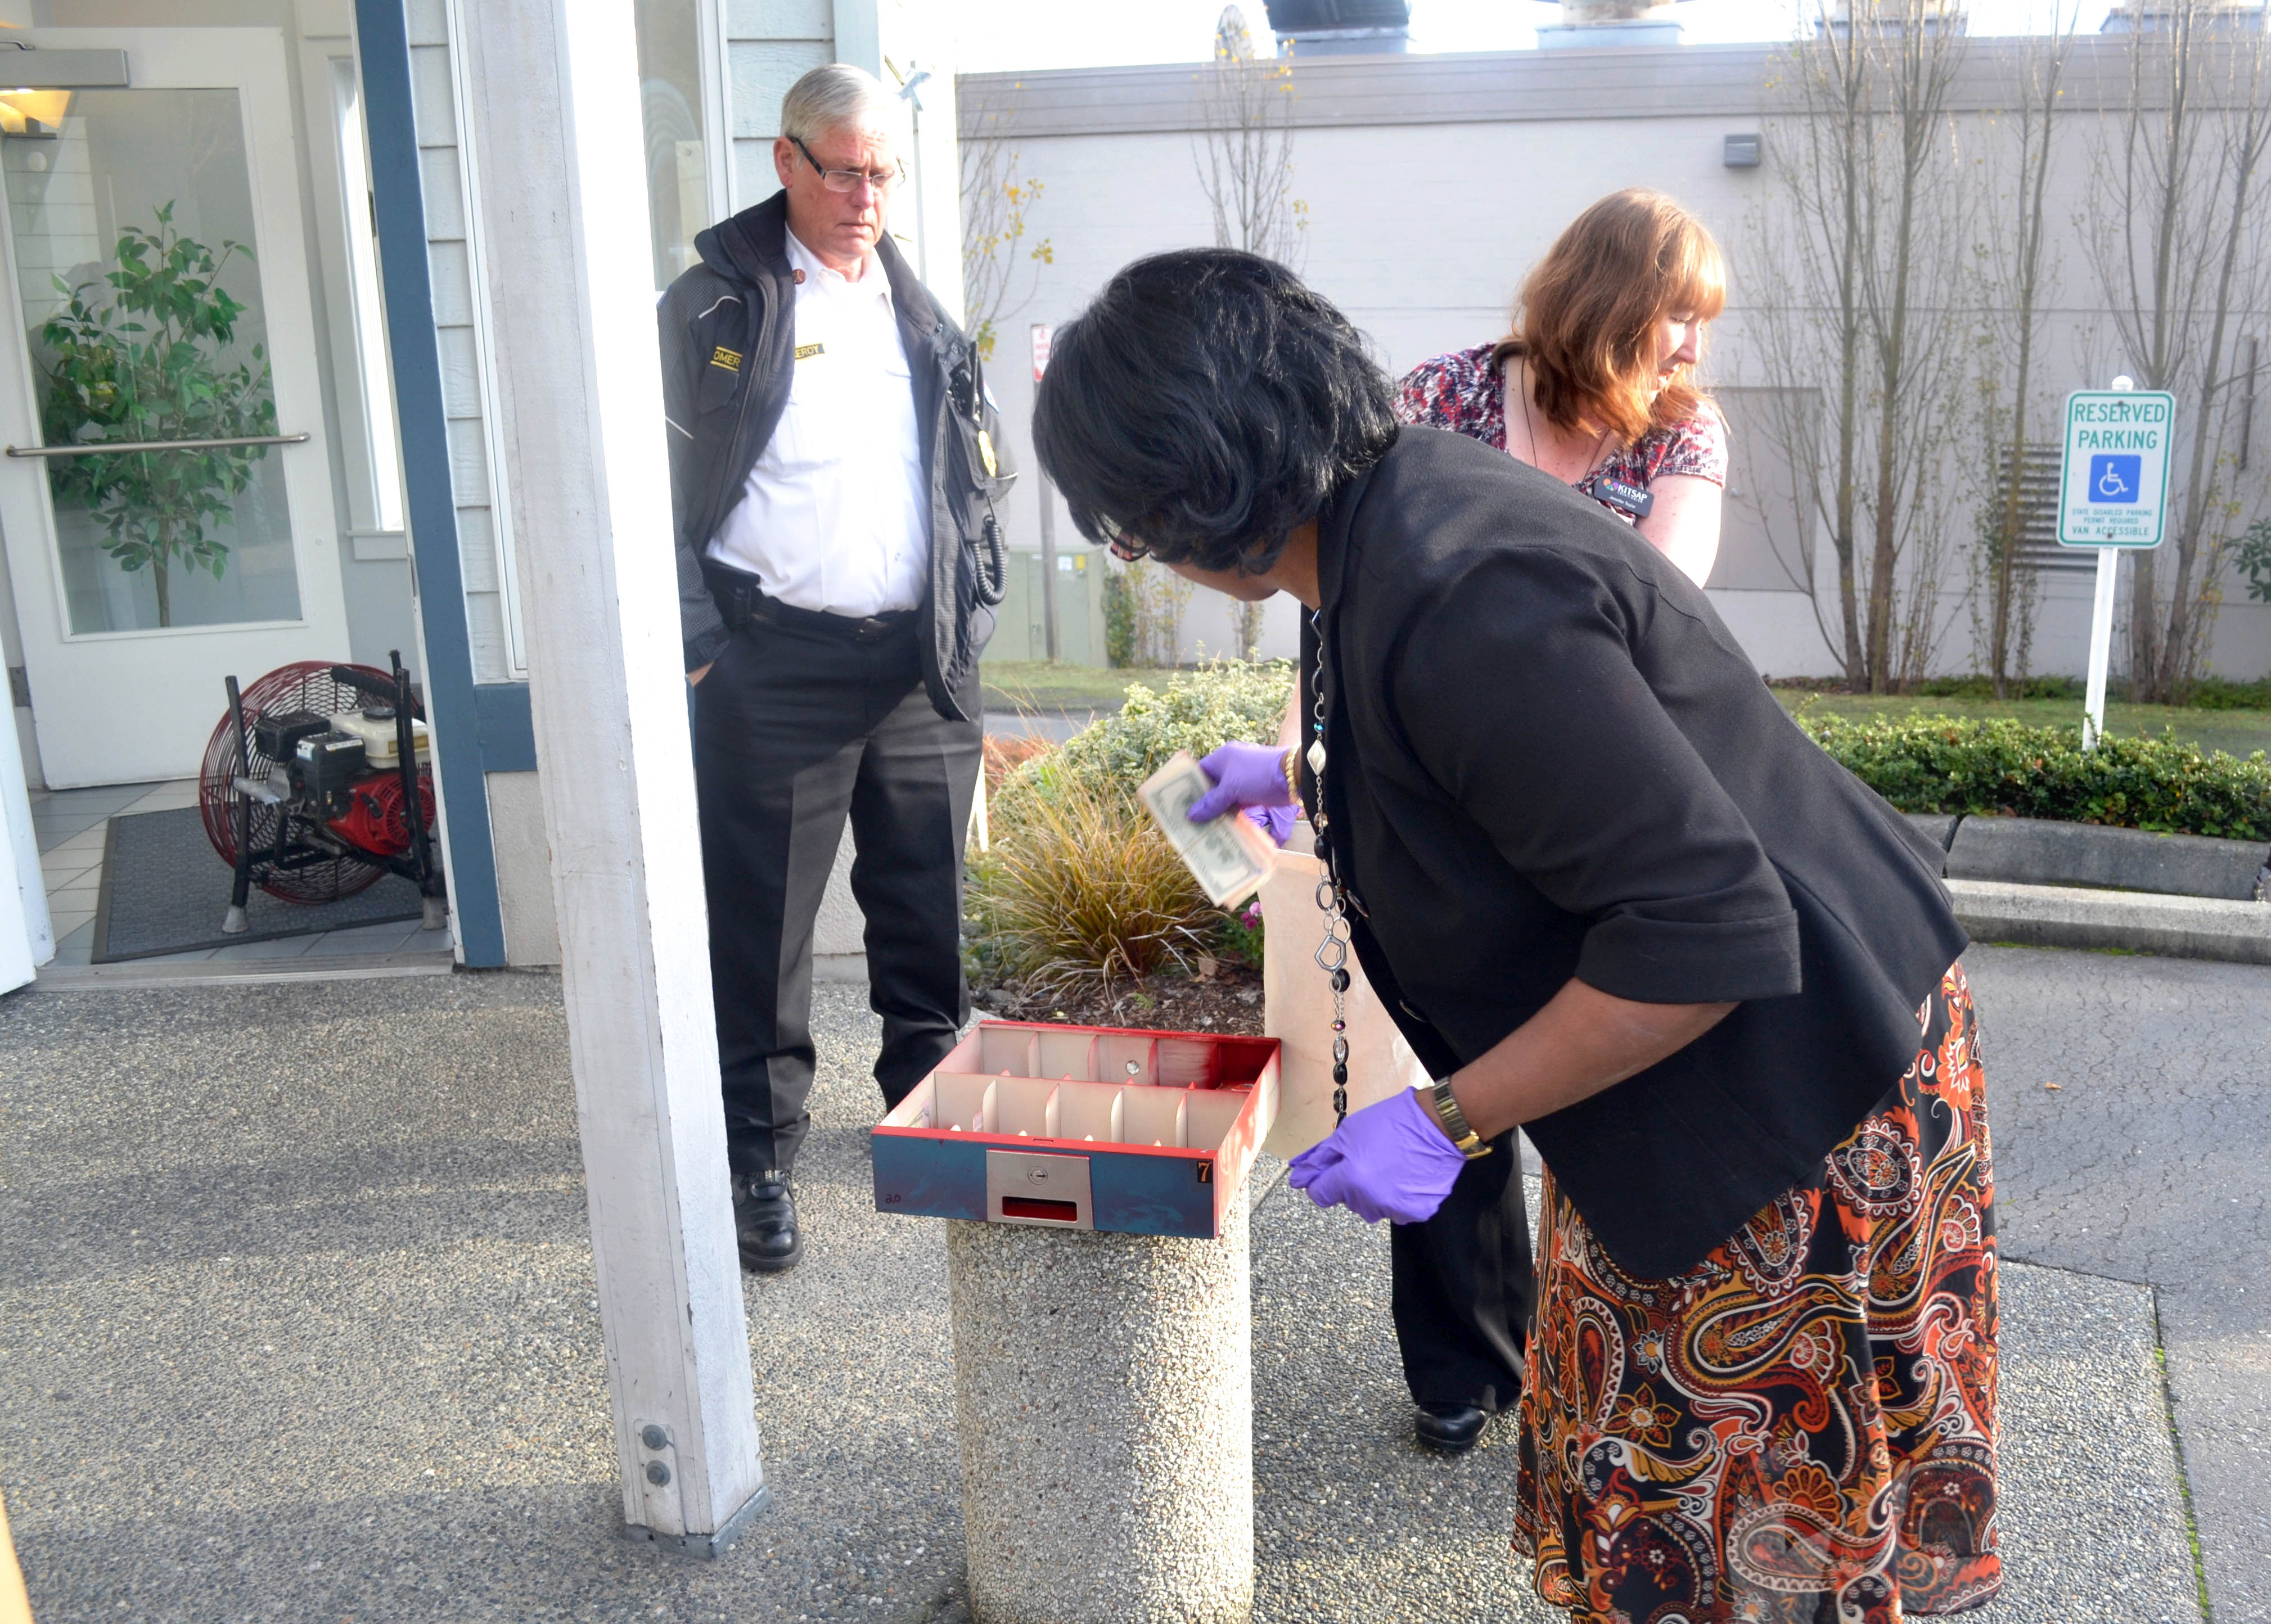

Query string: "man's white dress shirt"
[[706, 229, 930, 616]]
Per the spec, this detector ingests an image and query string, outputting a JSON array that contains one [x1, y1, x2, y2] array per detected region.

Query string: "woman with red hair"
[[1362, 191, 1734, 1461], [1398, 188, 1729, 587]]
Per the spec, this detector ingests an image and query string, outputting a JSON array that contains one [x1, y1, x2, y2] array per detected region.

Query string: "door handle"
[[4, 432, 310, 457]]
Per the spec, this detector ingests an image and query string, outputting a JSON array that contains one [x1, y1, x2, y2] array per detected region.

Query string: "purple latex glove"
[[1187, 740, 1294, 825], [1287, 1087, 1467, 1225], [1249, 803, 1297, 846]]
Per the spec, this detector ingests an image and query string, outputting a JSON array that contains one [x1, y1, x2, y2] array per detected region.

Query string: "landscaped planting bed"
[[966, 669, 2271, 1023]]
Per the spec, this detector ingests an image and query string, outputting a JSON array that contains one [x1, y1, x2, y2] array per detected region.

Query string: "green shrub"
[[996, 660, 1294, 829], [1799, 713, 2271, 841], [2182, 676, 2271, 711], [1912, 674, 2085, 701], [1101, 567, 1137, 668]]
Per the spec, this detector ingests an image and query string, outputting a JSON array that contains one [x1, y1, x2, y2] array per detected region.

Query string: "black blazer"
[[1304, 428, 1968, 1279]]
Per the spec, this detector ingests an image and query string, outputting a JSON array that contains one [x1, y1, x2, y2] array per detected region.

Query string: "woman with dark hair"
[[1399, 188, 1728, 587], [1035, 247, 2000, 1623]]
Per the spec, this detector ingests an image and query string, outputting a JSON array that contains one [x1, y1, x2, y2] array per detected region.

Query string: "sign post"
[[2058, 378, 2174, 747], [1030, 323, 1059, 661]]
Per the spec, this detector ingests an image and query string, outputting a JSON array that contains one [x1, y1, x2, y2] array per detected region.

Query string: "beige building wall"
[[962, 39, 2271, 683]]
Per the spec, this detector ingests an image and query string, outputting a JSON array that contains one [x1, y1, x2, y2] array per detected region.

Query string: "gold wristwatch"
[[1424, 1077, 1491, 1159]]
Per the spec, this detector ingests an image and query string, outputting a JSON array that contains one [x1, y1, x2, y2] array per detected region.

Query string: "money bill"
[[1136, 750, 1278, 909]]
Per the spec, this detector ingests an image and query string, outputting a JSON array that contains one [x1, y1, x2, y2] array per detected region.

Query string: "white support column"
[[450, 0, 765, 1553]]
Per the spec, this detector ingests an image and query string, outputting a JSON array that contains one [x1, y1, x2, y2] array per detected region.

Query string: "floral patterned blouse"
[[1393, 344, 1728, 524]]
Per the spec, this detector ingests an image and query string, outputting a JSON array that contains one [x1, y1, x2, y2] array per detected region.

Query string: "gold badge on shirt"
[[795, 342, 826, 361], [977, 429, 998, 477], [709, 345, 742, 372]]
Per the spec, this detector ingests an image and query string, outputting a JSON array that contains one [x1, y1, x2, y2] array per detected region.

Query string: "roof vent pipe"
[[1260, 0, 1412, 55], [1538, 0, 1691, 48]]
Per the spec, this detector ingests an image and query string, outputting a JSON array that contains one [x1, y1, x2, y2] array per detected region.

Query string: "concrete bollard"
[[946, 1192, 1254, 1624]]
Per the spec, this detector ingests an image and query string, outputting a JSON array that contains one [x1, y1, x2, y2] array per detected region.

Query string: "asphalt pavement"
[[0, 949, 2254, 1622], [1966, 944, 2271, 1623]]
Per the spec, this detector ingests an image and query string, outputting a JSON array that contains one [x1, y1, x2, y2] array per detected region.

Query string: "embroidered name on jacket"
[[709, 345, 742, 372], [794, 342, 826, 361]]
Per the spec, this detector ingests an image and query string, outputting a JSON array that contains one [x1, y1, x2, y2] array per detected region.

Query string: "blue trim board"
[[354, 0, 507, 967], [475, 683, 537, 773]]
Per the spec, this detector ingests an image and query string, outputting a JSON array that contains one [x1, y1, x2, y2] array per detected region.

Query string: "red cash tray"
[[871, 1020, 1281, 1239]]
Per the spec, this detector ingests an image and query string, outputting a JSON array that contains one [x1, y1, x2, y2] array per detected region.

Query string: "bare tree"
[[2087, 0, 2271, 701], [1196, 6, 1305, 657], [1747, 0, 1978, 691], [959, 84, 1053, 362], [1975, 13, 2082, 697], [1196, 8, 1308, 269]]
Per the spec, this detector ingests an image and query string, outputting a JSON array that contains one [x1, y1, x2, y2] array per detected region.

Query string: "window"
[[636, 0, 720, 290], [330, 56, 405, 534]]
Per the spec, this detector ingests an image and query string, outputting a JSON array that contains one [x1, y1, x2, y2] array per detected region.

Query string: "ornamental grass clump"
[[1799, 712, 2271, 842], [968, 776, 1216, 996], [971, 660, 1295, 990]]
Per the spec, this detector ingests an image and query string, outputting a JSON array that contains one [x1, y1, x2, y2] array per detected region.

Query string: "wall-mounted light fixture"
[[1724, 133, 1761, 168], [0, 88, 68, 139]]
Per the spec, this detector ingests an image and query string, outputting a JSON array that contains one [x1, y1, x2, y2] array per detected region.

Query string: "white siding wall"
[[406, 0, 517, 682], [726, 0, 833, 207]]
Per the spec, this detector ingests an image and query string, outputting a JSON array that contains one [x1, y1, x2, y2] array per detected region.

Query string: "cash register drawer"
[[871, 1020, 1281, 1239]]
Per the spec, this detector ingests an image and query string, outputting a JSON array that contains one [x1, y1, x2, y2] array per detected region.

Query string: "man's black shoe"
[[1414, 1402, 1488, 1453], [734, 1172, 803, 1273]]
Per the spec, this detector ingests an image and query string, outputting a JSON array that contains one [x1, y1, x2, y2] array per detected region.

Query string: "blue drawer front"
[[1092, 1152, 1217, 1238], [872, 1134, 988, 1221], [872, 1134, 1222, 1238]]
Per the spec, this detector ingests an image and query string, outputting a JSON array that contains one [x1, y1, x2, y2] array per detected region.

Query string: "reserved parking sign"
[[2058, 389, 2175, 548]]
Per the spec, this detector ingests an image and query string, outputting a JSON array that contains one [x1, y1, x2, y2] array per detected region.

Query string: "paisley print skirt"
[[1514, 962, 1999, 1622]]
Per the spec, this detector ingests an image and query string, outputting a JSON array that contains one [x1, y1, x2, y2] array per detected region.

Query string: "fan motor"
[[328, 766, 434, 858]]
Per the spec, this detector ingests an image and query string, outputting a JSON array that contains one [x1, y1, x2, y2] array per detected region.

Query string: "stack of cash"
[[1136, 750, 1277, 909]]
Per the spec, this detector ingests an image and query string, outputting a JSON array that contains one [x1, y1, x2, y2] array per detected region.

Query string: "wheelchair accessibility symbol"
[[2090, 454, 2142, 504]]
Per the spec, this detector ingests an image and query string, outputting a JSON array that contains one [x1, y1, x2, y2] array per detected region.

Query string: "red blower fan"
[[199, 652, 446, 933]]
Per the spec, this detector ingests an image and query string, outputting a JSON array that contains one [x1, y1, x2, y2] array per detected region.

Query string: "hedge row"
[[1797, 712, 2271, 842]]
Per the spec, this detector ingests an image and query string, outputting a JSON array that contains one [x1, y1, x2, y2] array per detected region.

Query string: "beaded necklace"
[[1305, 607, 1354, 1126]]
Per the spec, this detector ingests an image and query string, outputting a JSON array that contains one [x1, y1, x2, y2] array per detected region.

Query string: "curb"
[[1948, 878, 2271, 965]]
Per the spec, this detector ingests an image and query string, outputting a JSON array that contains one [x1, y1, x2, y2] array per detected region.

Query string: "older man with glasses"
[[659, 62, 1009, 1273]]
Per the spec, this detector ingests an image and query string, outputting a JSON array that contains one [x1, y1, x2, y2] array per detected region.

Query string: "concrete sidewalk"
[[0, 969, 2211, 1622]]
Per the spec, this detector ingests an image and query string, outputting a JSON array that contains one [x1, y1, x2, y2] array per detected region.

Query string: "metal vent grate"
[[1991, 443, 2094, 573]]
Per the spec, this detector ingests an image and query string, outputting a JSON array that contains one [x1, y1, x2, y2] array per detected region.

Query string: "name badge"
[[794, 341, 826, 362], [977, 429, 999, 478], [1592, 475, 1655, 520], [709, 345, 742, 372]]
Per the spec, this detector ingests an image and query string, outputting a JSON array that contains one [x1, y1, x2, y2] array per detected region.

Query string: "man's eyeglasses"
[[791, 136, 903, 195]]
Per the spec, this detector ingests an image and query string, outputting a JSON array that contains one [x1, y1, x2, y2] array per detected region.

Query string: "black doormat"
[[92, 806, 424, 964]]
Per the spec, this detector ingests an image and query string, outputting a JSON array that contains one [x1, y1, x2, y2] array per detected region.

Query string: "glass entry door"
[[0, 29, 350, 787]]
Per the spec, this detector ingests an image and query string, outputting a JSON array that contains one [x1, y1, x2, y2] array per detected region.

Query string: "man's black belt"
[[705, 562, 918, 646]]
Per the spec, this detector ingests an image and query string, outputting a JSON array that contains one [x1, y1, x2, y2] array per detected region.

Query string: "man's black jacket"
[[1303, 428, 1971, 1280], [657, 191, 1007, 720]]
